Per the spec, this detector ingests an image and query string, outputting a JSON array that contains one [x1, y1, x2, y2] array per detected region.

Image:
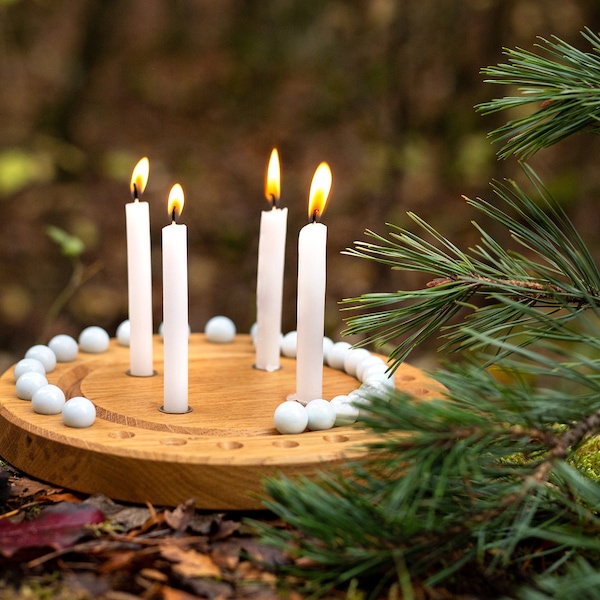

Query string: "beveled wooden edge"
[[0, 334, 444, 509]]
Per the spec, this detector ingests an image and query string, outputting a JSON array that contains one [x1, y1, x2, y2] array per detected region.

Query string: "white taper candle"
[[256, 149, 287, 371], [162, 183, 189, 413], [295, 162, 332, 404], [126, 157, 154, 377]]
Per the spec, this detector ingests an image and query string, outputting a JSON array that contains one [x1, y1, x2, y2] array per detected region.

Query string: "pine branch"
[[477, 28, 600, 158], [255, 272, 600, 597], [255, 27, 600, 599], [254, 343, 600, 597], [341, 165, 600, 370]]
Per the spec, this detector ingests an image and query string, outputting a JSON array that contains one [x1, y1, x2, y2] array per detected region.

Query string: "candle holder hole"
[[159, 438, 187, 446], [108, 431, 135, 439], [252, 364, 282, 372], [272, 440, 299, 449], [217, 441, 244, 450], [126, 370, 158, 377], [323, 434, 349, 443], [398, 375, 416, 382], [158, 406, 193, 414]]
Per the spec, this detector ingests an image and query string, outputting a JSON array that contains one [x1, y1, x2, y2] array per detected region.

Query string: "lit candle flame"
[[130, 157, 150, 200], [307, 162, 332, 222], [265, 148, 280, 207], [167, 183, 185, 222]]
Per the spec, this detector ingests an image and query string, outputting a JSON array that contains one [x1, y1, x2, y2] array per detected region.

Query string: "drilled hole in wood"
[[398, 375, 416, 382], [108, 431, 135, 439], [323, 434, 349, 443], [160, 438, 187, 446], [218, 441, 243, 450], [413, 388, 429, 396], [272, 440, 299, 448]]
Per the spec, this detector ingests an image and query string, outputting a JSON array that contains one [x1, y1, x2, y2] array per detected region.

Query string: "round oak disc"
[[0, 334, 442, 509]]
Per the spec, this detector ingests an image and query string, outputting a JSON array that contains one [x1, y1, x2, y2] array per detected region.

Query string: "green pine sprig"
[[254, 27, 600, 600], [341, 164, 600, 372], [477, 27, 600, 159], [254, 317, 600, 597]]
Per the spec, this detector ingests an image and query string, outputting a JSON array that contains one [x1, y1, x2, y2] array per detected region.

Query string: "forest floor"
[[0, 461, 301, 600], [0, 461, 483, 600]]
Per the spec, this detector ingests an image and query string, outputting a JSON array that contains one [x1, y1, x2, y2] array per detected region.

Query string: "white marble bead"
[[343, 348, 372, 377], [16, 371, 48, 400], [330, 394, 351, 406], [347, 388, 370, 410], [13, 357, 46, 381], [204, 316, 236, 343], [363, 369, 395, 389], [273, 400, 307, 434], [361, 379, 395, 396], [322, 337, 334, 361], [62, 396, 96, 428], [325, 341, 352, 370], [25, 345, 56, 373], [116, 320, 130, 346], [362, 362, 388, 381], [32, 384, 66, 414], [351, 382, 394, 417], [356, 355, 386, 381], [280, 331, 297, 358], [79, 326, 110, 353], [333, 401, 359, 426], [306, 399, 336, 431], [48, 334, 79, 362]]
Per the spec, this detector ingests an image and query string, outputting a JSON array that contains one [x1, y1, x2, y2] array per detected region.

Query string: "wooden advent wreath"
[[0, 333, 443, 510]]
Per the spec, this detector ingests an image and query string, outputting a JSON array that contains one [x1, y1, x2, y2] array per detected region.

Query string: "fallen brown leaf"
[[210, 518, 241, 541], [210, 539, 242, 571], [35, 492, 83, 504], [240, 538, 290, 567], [189, 512, 225, 535], [238, 560, 277, 584], [139, 568, 168, 583], [8, 475, 58, 500], [181, 577, 234, 600], [162, 586, 205, 600], [165, 498, 196, 532], [97, 549, 138, 574], [160, 544, 222, 578]]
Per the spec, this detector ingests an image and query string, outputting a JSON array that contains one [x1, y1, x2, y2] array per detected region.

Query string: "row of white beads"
[[12, 327, 110, 427], [12, 316, 393, 436], [249, 326, 395, 435], [13, 318, 237, 429]]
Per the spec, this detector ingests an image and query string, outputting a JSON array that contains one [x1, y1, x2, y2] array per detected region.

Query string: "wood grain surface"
[[0, 334, 444, 509]]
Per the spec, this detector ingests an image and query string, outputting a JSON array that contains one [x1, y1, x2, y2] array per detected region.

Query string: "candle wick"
[[171, 208, 177, 224], [269, 194, 279, 209], [132, 182, 140, 201], [310, 209, 320, 224]]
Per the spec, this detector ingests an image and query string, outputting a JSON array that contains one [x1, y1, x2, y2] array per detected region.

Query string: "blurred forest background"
[[1, 0, 600, 372]]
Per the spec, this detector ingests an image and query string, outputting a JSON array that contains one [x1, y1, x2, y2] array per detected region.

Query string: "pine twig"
[[426, 274, 590, 305], [256, 28, 600, 599], [342, 165, 600, 369], [478, 27, 600, 158]]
